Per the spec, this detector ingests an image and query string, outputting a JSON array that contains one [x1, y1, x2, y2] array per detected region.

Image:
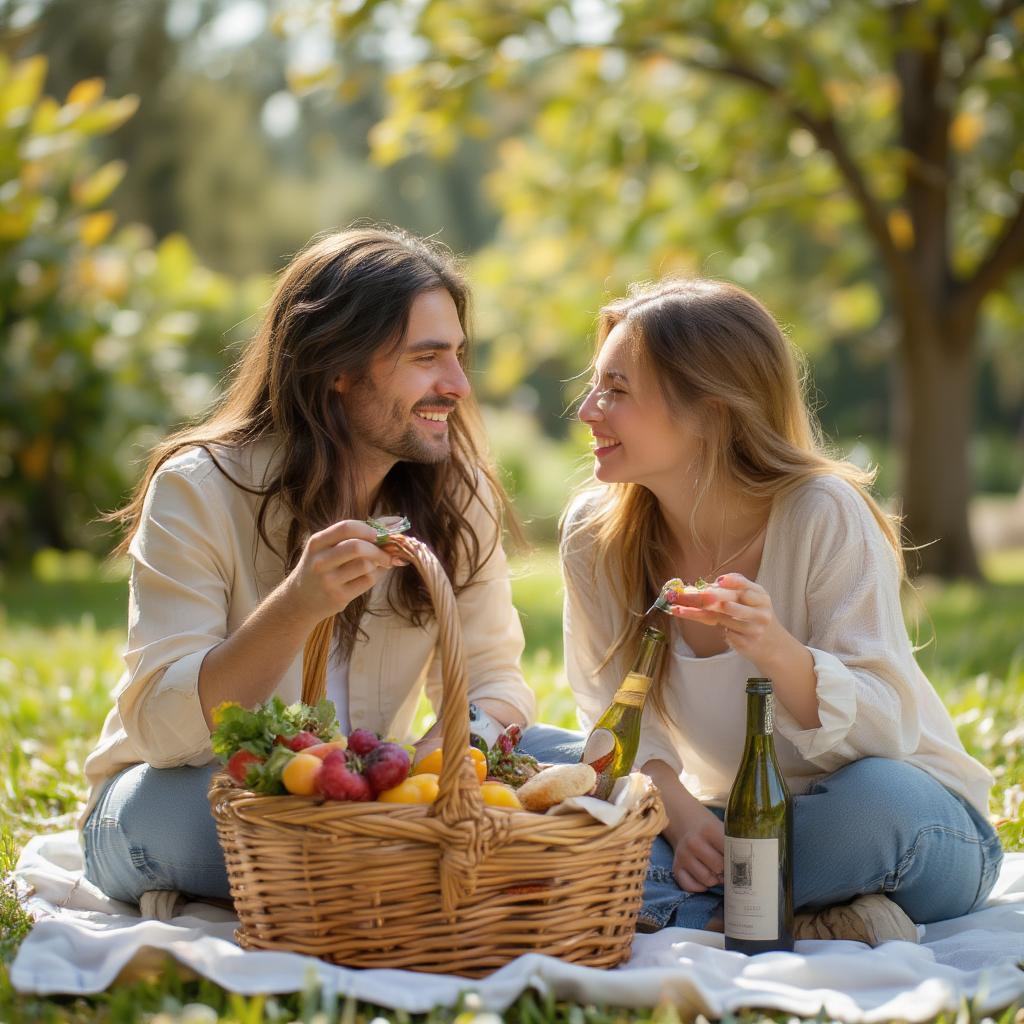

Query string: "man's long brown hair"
[[109, 226, 519, 654], [563, 278, 904, 717]]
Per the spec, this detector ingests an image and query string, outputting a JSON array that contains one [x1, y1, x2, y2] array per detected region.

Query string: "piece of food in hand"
[[347, 728, 382, 756], [317, 749, 372, 801], [486, 724, 540, 789], [226, 749, 264, 786], [517, 763, 598, 812], [362, 742, 411, 795], [282, 752, 322, 796]]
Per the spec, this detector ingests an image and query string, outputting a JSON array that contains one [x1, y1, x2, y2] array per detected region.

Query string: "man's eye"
[[416, 354, 437, 364]]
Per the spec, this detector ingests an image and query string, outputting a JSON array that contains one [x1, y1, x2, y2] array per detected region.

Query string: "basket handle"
[[299, 533, 484, 831]]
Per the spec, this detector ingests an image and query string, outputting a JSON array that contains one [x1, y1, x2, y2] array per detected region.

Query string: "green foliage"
[[0, 56, 270, 562]]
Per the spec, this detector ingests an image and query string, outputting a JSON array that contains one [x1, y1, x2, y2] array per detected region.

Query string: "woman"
[[523, 278, 1001, 943]]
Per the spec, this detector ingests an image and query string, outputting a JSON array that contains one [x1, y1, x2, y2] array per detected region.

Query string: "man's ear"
[[332, 373, 349, 396]]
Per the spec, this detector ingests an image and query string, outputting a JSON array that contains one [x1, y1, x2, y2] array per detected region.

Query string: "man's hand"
[[285, 519, 405, 628], [671, 802, 725, 893]]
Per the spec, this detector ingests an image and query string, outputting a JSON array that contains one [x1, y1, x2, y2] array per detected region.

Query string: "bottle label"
[[581, 728, 616, 774], [612, 672, 651, 708], [723, 836, 780, 941]]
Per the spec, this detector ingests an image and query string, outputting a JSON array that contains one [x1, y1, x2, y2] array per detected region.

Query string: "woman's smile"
[[591, 434, 622, 457]]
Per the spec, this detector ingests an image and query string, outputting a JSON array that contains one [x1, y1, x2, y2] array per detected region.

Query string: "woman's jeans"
[[516, 724, 1004, 930], [83, 726, 1004, 928]]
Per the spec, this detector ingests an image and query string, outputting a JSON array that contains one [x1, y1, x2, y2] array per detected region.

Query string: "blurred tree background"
[[1, 0, 1022, 576]]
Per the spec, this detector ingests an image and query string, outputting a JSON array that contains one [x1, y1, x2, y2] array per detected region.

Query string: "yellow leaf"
[[66, 77, 105, 108], [79, 211, 116, 246], [888, 208, 914, 250], [71, 160, 126, 208], [949, 111, 984, 152], [0, 55, 48, 120]]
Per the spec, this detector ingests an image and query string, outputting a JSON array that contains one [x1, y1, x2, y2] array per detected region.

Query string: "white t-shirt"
[[560, 474, 994, 817], [325, 647, 352, 735]]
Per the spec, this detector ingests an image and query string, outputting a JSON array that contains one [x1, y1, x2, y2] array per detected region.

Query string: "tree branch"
[[954, 197, 1024, 321], [953, 0, 1022, 85], [675, 53, 913, 288]]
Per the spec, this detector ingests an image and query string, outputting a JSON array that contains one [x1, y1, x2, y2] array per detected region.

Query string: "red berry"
[[283, 730, 320, 752], [317, 750, 372, 801], [227, 749, 263, 786], [347, 728, 381, 756], [363, 743, 411, 795]]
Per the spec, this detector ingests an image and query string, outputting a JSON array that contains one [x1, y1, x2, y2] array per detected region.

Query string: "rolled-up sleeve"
[[424, 478, 535, 725], [772, 482, 921, 772], [116, 463, 231, 767]]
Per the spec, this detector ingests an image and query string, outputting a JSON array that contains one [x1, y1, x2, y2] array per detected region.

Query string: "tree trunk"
[[896, 325, 980, 578]]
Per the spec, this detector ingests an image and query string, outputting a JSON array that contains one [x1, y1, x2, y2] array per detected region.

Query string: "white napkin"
[[546, 772, 655, 826]]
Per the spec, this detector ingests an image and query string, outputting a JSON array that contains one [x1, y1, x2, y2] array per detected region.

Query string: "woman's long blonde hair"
[[562, 278, 904, 714]]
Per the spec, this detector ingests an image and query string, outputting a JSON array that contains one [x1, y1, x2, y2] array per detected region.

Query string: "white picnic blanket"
[[10, 831, 1024, 1022]]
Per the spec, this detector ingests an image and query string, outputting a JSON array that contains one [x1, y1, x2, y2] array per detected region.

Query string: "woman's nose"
[[579, 386, 603, 424]]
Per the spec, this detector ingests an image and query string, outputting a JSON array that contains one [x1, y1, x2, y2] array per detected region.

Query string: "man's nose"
[[440, 356, 471, 400]]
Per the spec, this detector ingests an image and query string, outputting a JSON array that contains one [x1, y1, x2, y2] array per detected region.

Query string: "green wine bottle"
[[724, 677, 794, 953], [580, 626, 667, 800]]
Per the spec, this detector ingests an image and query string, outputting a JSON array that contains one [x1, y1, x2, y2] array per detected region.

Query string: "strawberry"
[[280, 730, 320, 752], [227, 749, 263, 786], [317, 749, 372, 801]]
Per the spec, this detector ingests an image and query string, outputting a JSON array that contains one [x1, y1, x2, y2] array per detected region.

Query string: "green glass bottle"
[[580, 626, 667, 800], [724, 677, 794, 954]]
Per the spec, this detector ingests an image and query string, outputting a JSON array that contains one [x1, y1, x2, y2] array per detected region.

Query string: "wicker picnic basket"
[[208, 533, 667, 976]]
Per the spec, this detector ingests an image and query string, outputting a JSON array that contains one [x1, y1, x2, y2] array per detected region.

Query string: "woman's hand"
[[669, 573, 787, 666], [285, 520, 405, 628], [672, 802, 726, 893]]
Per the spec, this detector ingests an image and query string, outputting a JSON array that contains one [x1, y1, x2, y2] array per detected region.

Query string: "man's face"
[[340, 288, 471, 472]]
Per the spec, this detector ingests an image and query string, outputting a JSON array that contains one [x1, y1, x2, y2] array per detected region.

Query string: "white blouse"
[[560, 474, 993, 817]]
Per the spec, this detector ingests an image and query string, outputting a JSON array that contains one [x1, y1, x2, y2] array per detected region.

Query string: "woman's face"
[[578, 322, 703, 489]]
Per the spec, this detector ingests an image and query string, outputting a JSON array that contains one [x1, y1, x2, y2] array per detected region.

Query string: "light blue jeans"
[[82, 727, 1004, 928], [516, 724, 1004, 930]]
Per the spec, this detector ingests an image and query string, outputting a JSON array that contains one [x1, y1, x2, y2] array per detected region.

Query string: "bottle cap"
[[745, 677, 773, 694]]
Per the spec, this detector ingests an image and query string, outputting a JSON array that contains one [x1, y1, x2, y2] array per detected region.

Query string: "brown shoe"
[[794, 894, 919, 945]]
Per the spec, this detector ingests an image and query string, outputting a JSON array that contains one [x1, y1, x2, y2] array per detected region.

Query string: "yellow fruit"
[[282, 752, 322, 796], [378, 777, 433, 804], [305, 739, 348, 761], [480, 781, 522, 809], [410, 772, 439, 803], [412, 748, 444, 776], [412, 747, 487, 782]]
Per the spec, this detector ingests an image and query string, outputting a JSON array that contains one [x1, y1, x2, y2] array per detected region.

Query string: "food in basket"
[[305, 739, 348, 760], [480, 781, 523, 809], [281, 752, 322, 796], [363, 742, 412, 792], [277, 730, 321, 752], [412, 745, 487, 782], [485, 724, 540, 788], [226, 749, 263, 786], [317, 749, 373, 801], [517, 763, 597, 812], [347, 728, 382, 755]]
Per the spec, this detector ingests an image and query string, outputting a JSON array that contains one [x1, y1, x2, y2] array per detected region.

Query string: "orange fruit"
[[412, 747, 444, 776], [412, 747, 487, 782], [282, 752, 322, 796], [480, 781, 522, 809], [409, 772, 439, 803], [305, 740, 348, 761]]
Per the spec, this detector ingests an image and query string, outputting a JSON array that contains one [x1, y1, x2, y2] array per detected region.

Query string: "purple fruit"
[[317, 749, 372, 801], [363, 743, 411, 795], [347, 728, 382, 756]]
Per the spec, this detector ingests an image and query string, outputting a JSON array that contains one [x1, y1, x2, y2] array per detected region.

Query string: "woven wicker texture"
[[209, 533, 667, 975]]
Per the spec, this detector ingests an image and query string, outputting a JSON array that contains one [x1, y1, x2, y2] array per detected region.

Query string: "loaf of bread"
[[517, 763, 597, 812]]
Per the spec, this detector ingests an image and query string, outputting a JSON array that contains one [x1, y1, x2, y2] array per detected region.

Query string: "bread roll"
[[517, 763, 597, 812]]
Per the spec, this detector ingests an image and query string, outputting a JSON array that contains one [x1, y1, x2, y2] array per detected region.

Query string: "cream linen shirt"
[[79, 440, 535, 826], [561, 474, 994, 818]]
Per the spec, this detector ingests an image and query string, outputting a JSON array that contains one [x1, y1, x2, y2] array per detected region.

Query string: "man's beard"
[[346, 382, 453, 466]]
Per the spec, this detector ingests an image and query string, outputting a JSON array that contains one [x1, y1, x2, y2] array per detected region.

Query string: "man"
[[80, 226, 535, 906]]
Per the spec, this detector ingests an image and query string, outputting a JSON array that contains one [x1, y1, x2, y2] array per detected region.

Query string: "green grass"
[[1, 547, 1022, 1023]]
